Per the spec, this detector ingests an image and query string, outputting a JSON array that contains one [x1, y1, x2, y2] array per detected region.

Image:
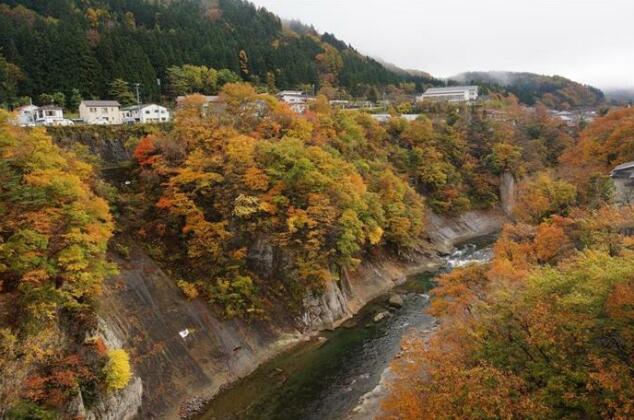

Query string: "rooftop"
[[81, 100, 121, 107], [39, 105, 63, 110], [423, 85, 478, 94], [122, 103, 167, 111], [612, 161, 634, 172], [278, 90, 306, 96]]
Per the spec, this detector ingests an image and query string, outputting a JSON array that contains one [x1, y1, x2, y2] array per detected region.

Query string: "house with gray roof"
[[79, 100, 122, 125]]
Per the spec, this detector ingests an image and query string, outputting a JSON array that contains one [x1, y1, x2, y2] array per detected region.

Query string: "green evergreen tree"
[[109, 79, 136, 106], [68, 88, 82, 112], [0, 53, 22, 108], [0, 0, 440, 101]]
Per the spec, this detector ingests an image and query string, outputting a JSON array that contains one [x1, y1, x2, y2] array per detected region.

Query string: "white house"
[[123, 104, 170, 124], [550, 110, 597, 127], [79, 100, 122, 125], [370, 113, 421, 123], [34, 105, 73, 126], [401, 114, 421, 122], [277, 90, 311, 113], [417, 86, 479, 103], [15, 104, 39, 126], [371, 113, 392, 123]]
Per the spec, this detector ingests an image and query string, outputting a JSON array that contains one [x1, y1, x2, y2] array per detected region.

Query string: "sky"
[[249, 0, 634, 89]]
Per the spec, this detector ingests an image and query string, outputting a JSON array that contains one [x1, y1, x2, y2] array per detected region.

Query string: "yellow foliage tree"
[[103, 349, 132, 391]]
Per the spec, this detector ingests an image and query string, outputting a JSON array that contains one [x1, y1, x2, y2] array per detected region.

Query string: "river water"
[[199, 240, 493, 420]]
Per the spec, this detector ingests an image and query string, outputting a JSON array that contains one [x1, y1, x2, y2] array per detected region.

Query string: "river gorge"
[[198, 239, 494, 420], [88, 208, 507, 419]]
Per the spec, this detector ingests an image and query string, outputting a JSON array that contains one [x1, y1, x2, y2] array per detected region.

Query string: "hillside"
[[451, 71, 605, 109], [0, 0, 437, 107]]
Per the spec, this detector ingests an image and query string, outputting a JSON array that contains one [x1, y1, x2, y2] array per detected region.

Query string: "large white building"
[[79, 100, 122, 125], [122, 104, 170, 124], [417, 86, 479, 103], [277, 90, 311, 113]]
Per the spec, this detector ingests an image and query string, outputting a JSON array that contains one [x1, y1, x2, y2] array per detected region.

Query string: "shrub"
[[103, 349, 132, 391], [177, 280, 199, 300], [5, 400, 56, 420], [114, 243, 130, 259]]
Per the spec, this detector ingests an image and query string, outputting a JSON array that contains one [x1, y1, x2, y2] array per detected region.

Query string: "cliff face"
[[46, 125, 169, 165], [98, 208, 508, 419], [427, 209, 506, 254], [98, 250, 305, 419]]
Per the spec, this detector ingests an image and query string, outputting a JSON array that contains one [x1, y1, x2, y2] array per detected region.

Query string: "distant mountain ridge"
[[451, 71, 605, 109]]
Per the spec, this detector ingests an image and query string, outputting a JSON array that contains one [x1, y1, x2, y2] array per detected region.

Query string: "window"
[[90, 107, 97, 113], [101, 108, 107, 114]]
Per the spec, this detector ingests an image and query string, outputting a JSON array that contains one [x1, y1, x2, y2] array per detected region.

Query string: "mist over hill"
[[451, 70, 605, 109], [603, 87, 634, 105]]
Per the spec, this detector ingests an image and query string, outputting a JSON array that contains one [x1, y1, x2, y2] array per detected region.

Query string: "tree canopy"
[[0, 110, 117, 415], [381, 108, 634, 420]]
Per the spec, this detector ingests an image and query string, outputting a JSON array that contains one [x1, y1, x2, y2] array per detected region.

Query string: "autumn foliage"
[[383, 208, 634, 417], [103, 349, 132, 391], [559, 107, 634, 204], [382, 109, 634, 419], [0, 111, 117, 415], [130, 85, 430, 317], [127, 84, 578, 319]]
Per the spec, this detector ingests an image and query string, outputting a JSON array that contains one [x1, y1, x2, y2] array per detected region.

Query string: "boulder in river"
[[373, 311, 390, 322], [388, 294, 404, 308]]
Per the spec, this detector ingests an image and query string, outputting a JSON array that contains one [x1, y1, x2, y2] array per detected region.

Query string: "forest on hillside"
[[0, 0, 437, 109]]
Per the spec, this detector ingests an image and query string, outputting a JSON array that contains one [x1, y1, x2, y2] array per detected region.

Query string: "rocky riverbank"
[[95, 208, 506, 419]]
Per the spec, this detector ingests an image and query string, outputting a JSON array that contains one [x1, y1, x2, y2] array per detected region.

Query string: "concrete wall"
[[613, 178, 634, 204]]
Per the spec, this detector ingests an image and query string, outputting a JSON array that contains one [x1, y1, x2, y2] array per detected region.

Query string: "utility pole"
[[156, 78, 161, 104], [134, 83, 141, 122]]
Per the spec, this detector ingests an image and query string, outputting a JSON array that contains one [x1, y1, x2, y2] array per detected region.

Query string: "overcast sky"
[[249, 0, 634, 89]]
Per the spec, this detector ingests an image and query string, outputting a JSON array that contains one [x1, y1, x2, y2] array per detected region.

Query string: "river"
[[199, 239, 493, 420]]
